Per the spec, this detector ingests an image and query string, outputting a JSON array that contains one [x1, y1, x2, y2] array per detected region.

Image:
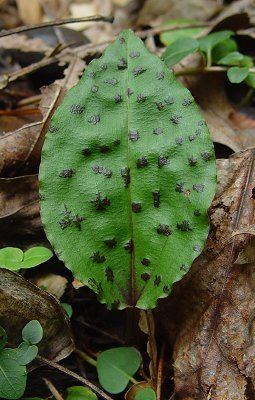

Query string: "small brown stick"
[[156, 344, 165, 400], [0, 15, 114, 38], [0, 108, 40, 116], [37, 355, 114, 400], [43, 378, 64, 400]]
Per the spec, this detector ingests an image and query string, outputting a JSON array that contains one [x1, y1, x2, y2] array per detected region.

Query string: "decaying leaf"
[[0, 268, 74, 362], [158, 149, 255, 399], [0, 55, 85, 177]]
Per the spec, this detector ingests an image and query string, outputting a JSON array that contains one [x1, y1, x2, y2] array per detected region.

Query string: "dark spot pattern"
[[132, 202, 142, 213], [153, 127, 163, 135], [188, 156, 197, 166], [141, 258, 150, 266], [99, 145, 110, 153], [88, 71, 95, 79], [59, 205, 85, 230], [127, 88, 133, 97], [177, 220, 192, 231], [193, 245, 201, 252], [170, 115, 181, 124], [182, 97, 193, 106], [88, 115, 100, 125], [180, 264, 189, 272], [82, 148, 91, 156], [189, 134, 196, 141], [124, 239, 133, 253], [121, 167, 130, 187], [49, 125, 58, 133], [165, 96, 174, 105], [91, 193, 110, 211], [157, 224, 172, 236], [153, 191, 160, 208], [119, 37, 125, 44], [154, 275, 161, 286], [101, 63, 107, 70], [130, 51, 140, 58], [104, 78, 119, 86], [133, 67, 146, 76], [163, 285, 170, 293], [157, 71, 164, 80], [137, 93, 147, 103], [91, 251, 106, 263], [129, 131, 140, 141], [176, 137, 183, 145], [105, 267, 114, 282], [141, 273, 150, 281], [114, 94, 122, 103], [193, 184, 205, 192], [92, 165, 112, 178], [175, 182, 184, 193], [104, 238, 117, 248], [59, 169, 75, 178], [201, 151, 211, 161], [194, 209, 201, 216], [70, 104, 84, 114], [114, 139, 121, 146], [156, 102, 164, 111], [117, 58, 127, 70], [137, 157, 148, 168], [158, 156, 169, 168], [91, 85, 98, 93]]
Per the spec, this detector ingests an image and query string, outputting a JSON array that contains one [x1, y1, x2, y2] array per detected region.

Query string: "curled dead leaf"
[[0, 268, 74, 361]]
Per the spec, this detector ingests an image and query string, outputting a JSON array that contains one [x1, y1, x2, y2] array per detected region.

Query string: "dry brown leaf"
[[181, 74, 255, 152], [0, 174, 43, 247], [0, 34, 51, 53], [34, 273, 68, 299], [0, 54, 85, 177], [137, 0, 223, 27], [139, 310, 158, 384], [158, 149, 255, 399], [0, 268, 74, 361]]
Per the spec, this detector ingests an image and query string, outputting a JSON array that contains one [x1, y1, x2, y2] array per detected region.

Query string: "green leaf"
[[21, 247, 53, 269], [218, 51, 244, 66], [162, 38, 199, 67], [0, 247, 23, 269], [245, 73, 255, 88], [135, 387, 156, 400], [39, 29, 216, 309], [199, 30, 233, 53], [160, 19, 204, 46], [22, 320, 43, 345], [0, 246, 53, 271], [97, 347, 141, 394], [227, 67, 249, 83], [0, 349, 27, 399], [15, 342, 38, 365], [0, 326, 7, 350], [66, 386, 98, 400], [61, 303, 73, 317], [211, 38, 237, 63], [240, 55, 253, 68]]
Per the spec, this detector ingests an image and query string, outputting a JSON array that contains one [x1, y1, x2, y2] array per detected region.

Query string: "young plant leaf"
[[211, 38, 237, 63], [245, 73, 255, 88], [97, 347, 141, 394], [0, 349, 27, 399], [134, 387, 156, 400], [160, 19, 204, 46], [162, 37, 199, 67], [22, 320, 43, 345], [227, 67, 249, 83], [218, 51, 244, 66], [66, 386, 98, 400], [199, 30, 233, 53], [15, 342, 38, 366], [0, 326, 7, 350], [0, 246, 53, 271], [39, 29, 216, 309], [0, 247, 23, 269], [21, 247, 53, 269]]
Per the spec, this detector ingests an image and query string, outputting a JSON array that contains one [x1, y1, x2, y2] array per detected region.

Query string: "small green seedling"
[[39, 29, 216, 309], [97, 347, 141, 394], [0, 320, 43, 400], [0, 247, 53, 271], [66, 386, 97, 400]]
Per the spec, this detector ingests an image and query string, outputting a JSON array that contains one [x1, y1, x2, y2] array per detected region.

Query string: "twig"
[[43, 378, 64, 400], [37, 355, 114, 400], [0, 15, 114, 38], [75, 348, 97, 368], [175, 65, 255, 76], [156, 344, 165, 400]]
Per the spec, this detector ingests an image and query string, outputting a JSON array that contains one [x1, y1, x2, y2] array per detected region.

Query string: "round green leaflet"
[[39, 29, 216, 309]]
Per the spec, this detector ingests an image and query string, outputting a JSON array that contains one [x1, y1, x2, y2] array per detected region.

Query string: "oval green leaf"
[[39, 29, 216, 309], [160, 19, 204, 46], [21, 247, 53, 269], [135, 387, 156, 400], [22, 320, 43, 345], [162, 37, 199, 67], [66, 386, 97, 400], [0, 247, 23, 270], [211, 38, 237, 63], [0, 349, 27, 399], [227, 66, 249, 83], [218, 51, 244, 66], [15, 342, 38, 366], [199, 30, 233, 53], [97, 347, 141, 394]]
